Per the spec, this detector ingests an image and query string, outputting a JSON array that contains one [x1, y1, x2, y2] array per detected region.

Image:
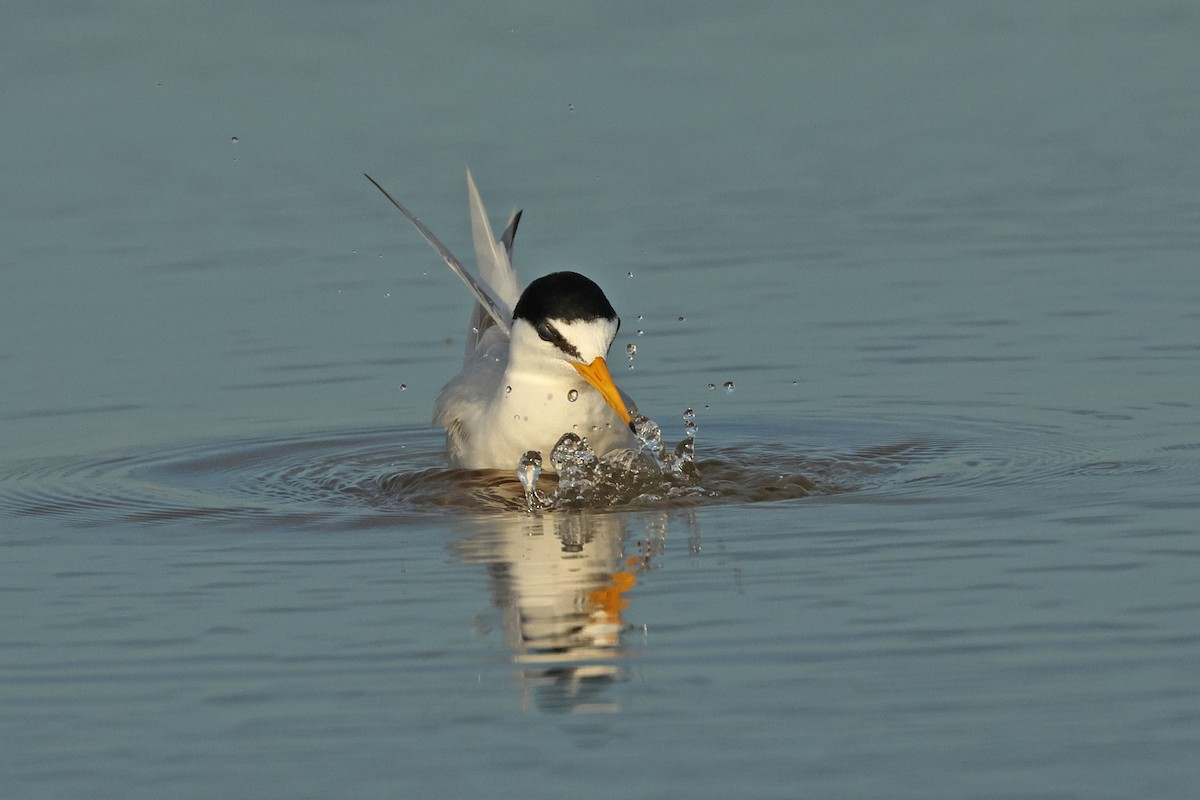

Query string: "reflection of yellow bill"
[[588, 569, 637, 621], [572, 356, 634, 427]]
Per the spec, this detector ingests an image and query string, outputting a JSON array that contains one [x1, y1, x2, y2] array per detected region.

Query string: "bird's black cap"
[[512, 271, 617, 324]]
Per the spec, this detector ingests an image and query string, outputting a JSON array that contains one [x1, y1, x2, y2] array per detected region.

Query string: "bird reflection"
[[452, 511, 674, 713]]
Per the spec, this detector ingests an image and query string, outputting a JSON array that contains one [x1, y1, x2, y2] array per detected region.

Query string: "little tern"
[[365, 171, 638, 470]]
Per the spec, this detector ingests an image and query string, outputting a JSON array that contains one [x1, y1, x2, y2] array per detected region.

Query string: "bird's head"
[[511, 271, 634, 430]]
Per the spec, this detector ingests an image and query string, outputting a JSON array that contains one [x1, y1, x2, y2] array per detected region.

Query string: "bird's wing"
[[364, 173, 512, 339], [432, 329, 509, 467], [500, 207, 522, 262], [463, 207, 522, 360], [467, 169, 522, 312]]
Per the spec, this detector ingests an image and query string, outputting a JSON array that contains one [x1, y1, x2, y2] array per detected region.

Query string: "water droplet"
[[637, 315, 644, 321], [505, 385, 512, 394], [707, 383, 716, 391], [626, 343, 637, 360], [792, 380, 799, 387], [677, 316, 685, 322], [384, 292, 391, 298], [637, 329, 644, 336], [399, 384, 407, 391], [723, 381, 735, 394], [682, 407, 698, 443], [567, 389, 579, 402], [230, 136, 239, 143], [627, 271, 634, 278]]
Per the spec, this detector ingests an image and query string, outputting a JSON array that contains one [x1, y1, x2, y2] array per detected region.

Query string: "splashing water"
[[515, 410, 707, 511], [518, 450, 546, 511], [675, 408, 699, 479]]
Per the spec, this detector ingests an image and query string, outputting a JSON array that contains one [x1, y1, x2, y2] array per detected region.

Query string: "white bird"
[[365, 171, 638, 471]]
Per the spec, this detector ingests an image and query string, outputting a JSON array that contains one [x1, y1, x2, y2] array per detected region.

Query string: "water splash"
[[675, 408, 699, 479], [549, 432, 599, 504], [515, 410, 708, 511], [518, 450, 547, 511]]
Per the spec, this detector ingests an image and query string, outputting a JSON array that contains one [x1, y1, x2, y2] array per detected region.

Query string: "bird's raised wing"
[[467, 169, 523, 314], [364, 173, 512, 336]]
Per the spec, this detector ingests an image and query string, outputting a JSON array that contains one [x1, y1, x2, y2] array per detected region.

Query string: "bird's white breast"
[[434, 338, 635, 470]]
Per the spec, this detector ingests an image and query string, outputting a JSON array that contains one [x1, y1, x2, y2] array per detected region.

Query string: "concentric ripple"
[[0, 415, 1126, 528]]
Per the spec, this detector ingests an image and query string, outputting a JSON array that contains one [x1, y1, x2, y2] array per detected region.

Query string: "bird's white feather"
[[467, 170, 522, 313]]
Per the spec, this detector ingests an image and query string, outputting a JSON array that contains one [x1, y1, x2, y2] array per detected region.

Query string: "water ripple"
[[0, 416, 1137, 527]]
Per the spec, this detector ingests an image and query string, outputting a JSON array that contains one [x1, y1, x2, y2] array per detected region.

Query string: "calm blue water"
[[3, 2, 1199, 798]]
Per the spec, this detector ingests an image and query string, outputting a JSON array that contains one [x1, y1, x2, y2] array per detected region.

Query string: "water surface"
[[2, 2, 1199, 798]]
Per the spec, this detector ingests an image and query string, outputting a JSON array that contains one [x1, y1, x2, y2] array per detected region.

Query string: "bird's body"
[[366, 171, 637, 471], [434, 320, 636, 470]]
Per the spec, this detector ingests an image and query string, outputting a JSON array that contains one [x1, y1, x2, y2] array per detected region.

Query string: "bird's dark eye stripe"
[[536, 321, 582, 360]]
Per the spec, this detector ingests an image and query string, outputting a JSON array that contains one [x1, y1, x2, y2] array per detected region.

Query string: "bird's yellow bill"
[[572, 357, 634, 427]]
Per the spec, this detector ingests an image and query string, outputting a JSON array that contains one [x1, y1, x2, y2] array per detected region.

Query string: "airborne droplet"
[[567, 389, 579, 402], [723, 381, 735, 394]]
